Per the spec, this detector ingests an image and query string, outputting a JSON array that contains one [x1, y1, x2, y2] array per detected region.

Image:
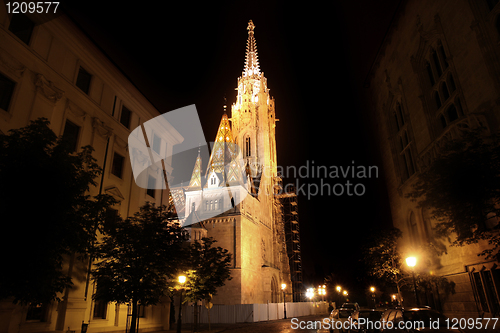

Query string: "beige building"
[[0, 2, 181, 332], [174, 20, 291, 305], [366, 0, 500, 317]]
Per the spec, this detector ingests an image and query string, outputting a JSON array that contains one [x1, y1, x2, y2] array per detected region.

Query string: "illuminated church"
[[174, 20, 292, 305]]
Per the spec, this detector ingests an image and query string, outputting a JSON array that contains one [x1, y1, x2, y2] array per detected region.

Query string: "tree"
[[183, 237, 232, 332], [361, 227, 403, 286], [92, 202, 187, 333], [406, 129, 500, 260], [0, 118, 116, 305]]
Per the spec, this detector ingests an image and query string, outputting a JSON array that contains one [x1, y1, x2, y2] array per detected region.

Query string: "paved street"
[[164, 315, 331, 333], [161, 314, 499, 333]]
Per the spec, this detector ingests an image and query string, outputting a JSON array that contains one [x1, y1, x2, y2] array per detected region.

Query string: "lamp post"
[[281, 283, 287, 319], [336, 286, 341, 309], [370, 287, 376, 309], [176, 275, 186, 333], [406, 257, 420, 307]]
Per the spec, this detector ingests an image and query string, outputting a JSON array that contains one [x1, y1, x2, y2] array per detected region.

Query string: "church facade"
[[174, 20, 292, 305], [366, 0, 500, 317]]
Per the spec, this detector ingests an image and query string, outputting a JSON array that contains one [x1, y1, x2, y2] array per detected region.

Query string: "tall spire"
[[244, 20, 260, 77]]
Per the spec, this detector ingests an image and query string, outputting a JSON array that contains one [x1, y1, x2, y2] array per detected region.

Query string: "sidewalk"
[[148, 315, 322, 333]]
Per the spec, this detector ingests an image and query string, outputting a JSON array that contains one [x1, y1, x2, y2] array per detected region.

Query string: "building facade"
[[366, 0, 500, 318], [173, 20, 292, 305], [0, 3, 181, 332]]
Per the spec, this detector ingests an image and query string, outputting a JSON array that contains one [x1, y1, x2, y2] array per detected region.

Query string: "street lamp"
[[176, 275, 187, 333], [336, 286, 341, 309], [306, 288, 314, 300], [370, 287, 376, 309], [281, 283, 287, 319], [406, 256, 420, 307], [318, 285, 326, 302]]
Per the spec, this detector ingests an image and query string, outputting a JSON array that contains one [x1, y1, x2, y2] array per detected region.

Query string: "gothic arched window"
[[422, 41, 464, 132], [245, 136, 251, 157], [409, 211, 420, 247], [392, 102, 416, 183]]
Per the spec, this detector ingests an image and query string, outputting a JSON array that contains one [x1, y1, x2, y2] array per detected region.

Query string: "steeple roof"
[[205, 113, 244, 187], [188, 149, 202, 190], [244, 20, 260, 77]]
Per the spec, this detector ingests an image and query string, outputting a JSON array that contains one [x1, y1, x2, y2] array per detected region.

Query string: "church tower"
[[179, 20, 290, 305], [231, 20, 278, 185]]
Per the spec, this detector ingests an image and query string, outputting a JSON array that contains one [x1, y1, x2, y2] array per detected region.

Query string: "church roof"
[[188, 149, 202, 190], [204, 111, 245, 188], [244, 20, 260, 77]]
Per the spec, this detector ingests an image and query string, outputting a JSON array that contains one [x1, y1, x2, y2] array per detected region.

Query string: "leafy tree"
[[406, 129, 500, 260], [361, 227, 403, 285], [183, 237, 232, 332], [0, 118, 116, 305], [92, 202, 187, 333]]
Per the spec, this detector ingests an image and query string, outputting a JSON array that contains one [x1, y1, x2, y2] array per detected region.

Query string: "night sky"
[[63, 0, 401, 301]]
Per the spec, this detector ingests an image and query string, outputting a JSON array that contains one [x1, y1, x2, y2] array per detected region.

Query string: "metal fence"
[[181, 302, 328, 323]]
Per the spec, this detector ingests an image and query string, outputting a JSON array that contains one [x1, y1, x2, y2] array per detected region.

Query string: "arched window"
[[488, 0, 499, 11], [271, 277, 279, 303], [422, 40, 464, 131], [409, 212, 420, 247], [447, 104, 459, 122], [440, 115, 447, 129], [245, 136, 251, 157], [441, 82, 450, 101], [431, 49, 443, 78], [391, 102, 416, 183], [447, 73, 456, 93], [434, 91, 442, 110], [426, 61, 435, 86]]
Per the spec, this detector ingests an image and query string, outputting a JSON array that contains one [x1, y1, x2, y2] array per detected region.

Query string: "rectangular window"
[[152, 133, 161, 154], [104, 208, 119, 233], [76, 66, 92, 94], [9, 14, 34, 45], [138, 304, 146, 318], [0, 73, 15, 112], [147, 175, 156, 198], [111, 152, 125, 179], [26, 303, 47, 321], [93, 299, 107, 319], [473, 272, 490, 312], [62, 120, 80, 152], [120, 106, 132, 129]]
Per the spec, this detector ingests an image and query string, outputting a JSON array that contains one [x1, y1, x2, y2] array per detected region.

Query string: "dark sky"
[[63, 0, 401, 300]]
